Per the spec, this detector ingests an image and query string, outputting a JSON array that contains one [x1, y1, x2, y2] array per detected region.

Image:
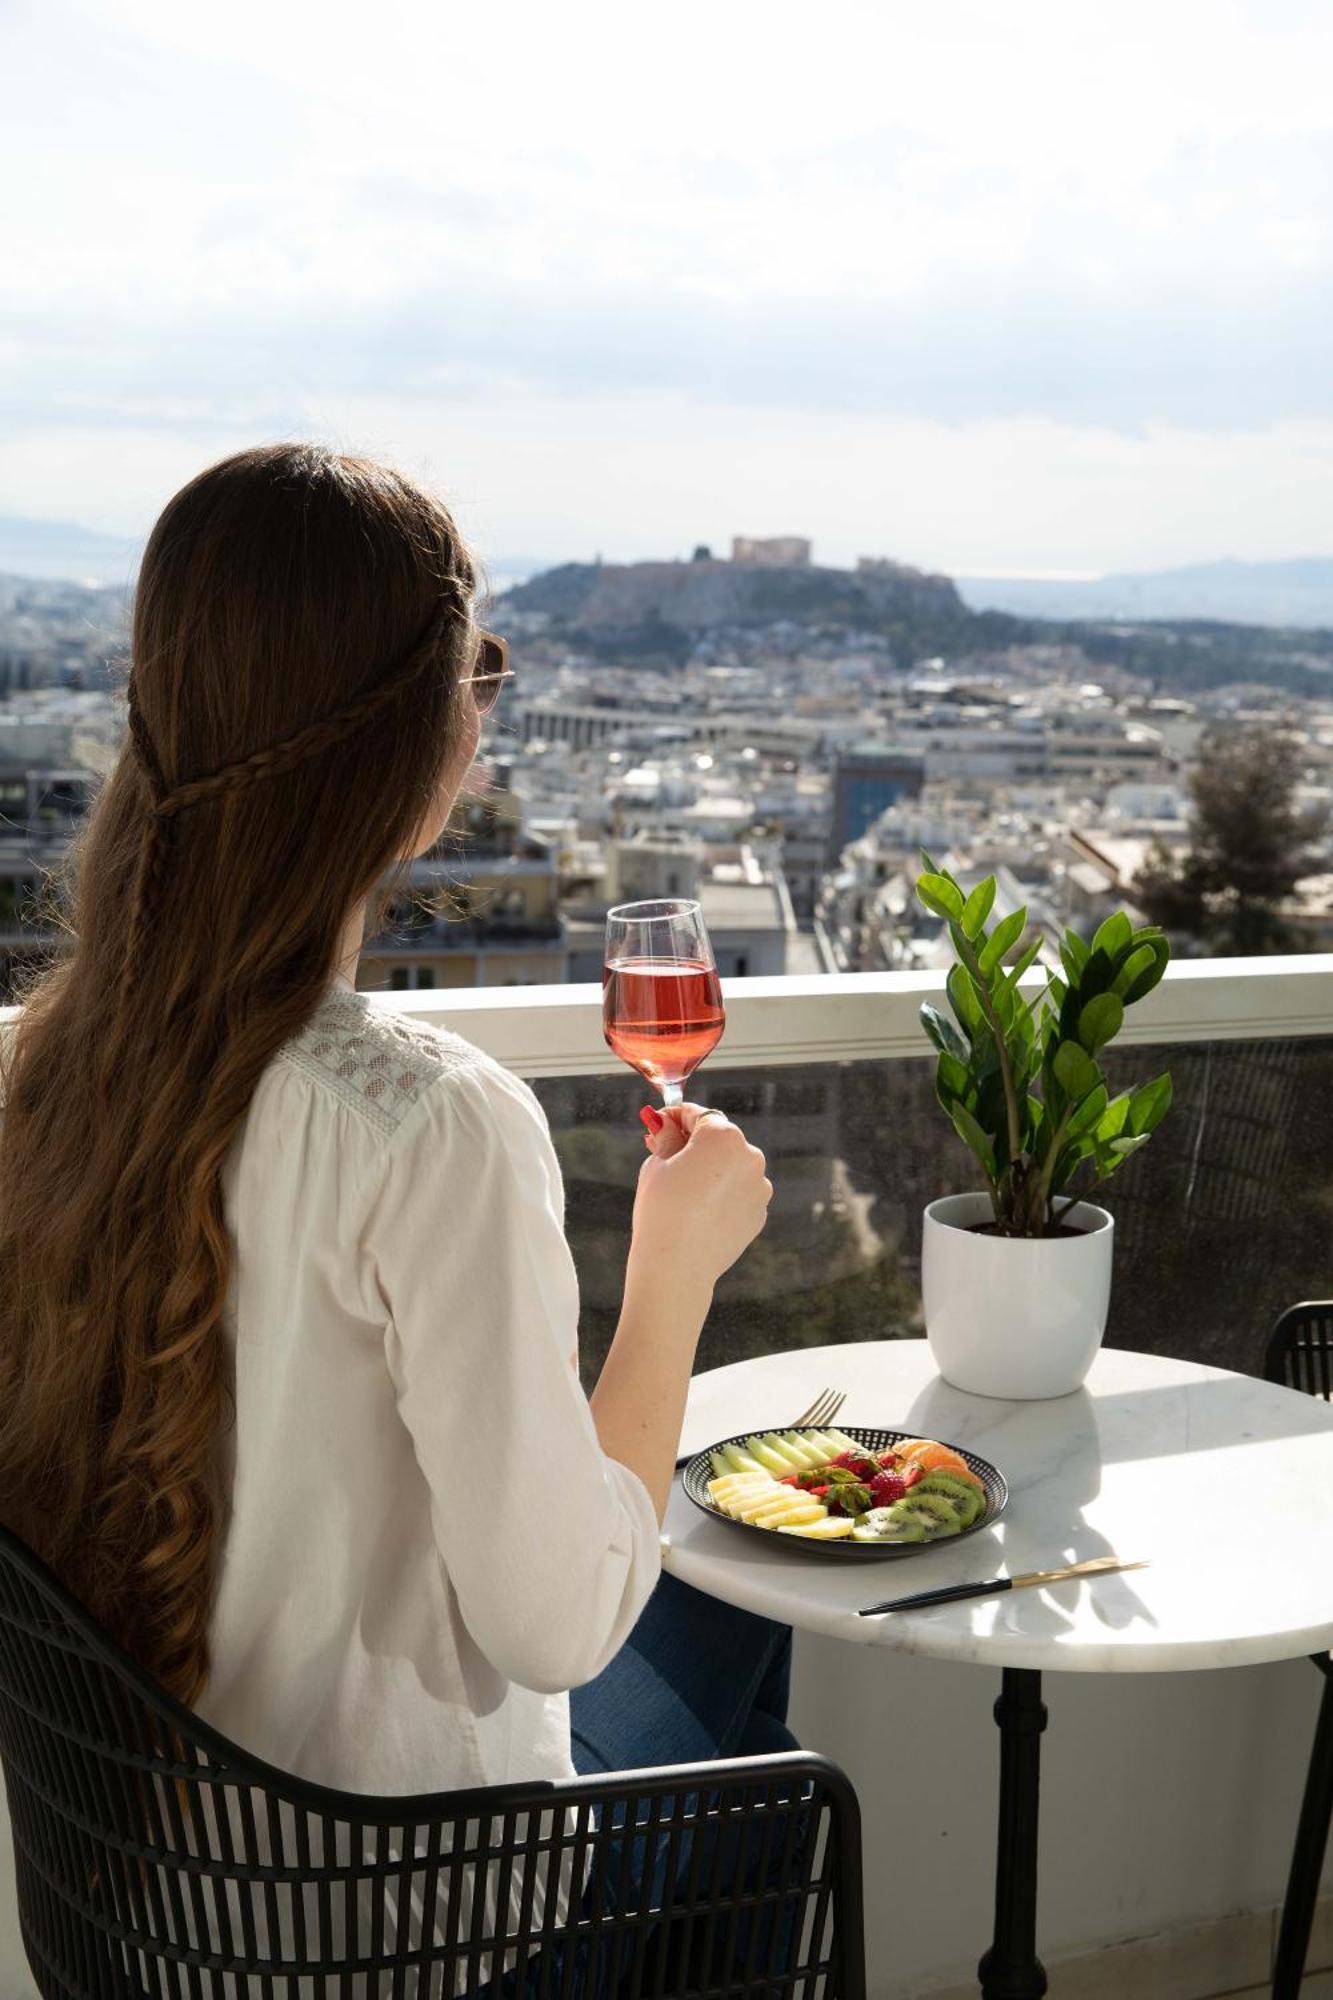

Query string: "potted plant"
[[916, 857, 1173, 1399]]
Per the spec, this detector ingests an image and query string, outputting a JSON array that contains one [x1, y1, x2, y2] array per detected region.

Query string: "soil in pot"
[[966, 1221, 1088, 1239]]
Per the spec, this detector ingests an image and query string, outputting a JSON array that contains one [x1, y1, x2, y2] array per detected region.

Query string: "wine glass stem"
[[661, 1081, 684, 1109]]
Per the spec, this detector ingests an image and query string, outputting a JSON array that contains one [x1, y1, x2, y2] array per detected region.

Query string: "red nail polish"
[[639, 1105, 664, 1134]]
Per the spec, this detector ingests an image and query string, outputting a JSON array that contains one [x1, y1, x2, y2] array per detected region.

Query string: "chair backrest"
[[1264, 1301, 1333, 1401], [0, 1526, 865, 1998]]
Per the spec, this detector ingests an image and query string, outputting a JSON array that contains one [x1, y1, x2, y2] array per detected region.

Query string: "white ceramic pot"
[[921, 1192, 1114, 1400]]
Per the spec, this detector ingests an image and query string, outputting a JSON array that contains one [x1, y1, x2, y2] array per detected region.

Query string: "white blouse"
[[205, 980, 661, 1798]]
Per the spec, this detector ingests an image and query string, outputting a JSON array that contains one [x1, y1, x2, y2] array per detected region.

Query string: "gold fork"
[[675, 1387, 846, 1469], [789, 1387, 846, 1430]]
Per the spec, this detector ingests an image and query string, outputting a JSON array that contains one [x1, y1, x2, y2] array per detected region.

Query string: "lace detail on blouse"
[[278, 985, 482, 1137]]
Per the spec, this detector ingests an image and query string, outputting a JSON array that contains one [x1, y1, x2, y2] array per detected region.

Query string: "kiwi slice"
[[890, 1493, 962, 1539], [854, 1506, 925, 1544], [914, 1470, 985, 1529]]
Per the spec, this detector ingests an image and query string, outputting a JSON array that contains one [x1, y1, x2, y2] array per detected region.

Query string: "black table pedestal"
[[977, 1667, 1048, 2000]]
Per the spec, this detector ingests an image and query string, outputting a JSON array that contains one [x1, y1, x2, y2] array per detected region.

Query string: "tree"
[[1135, 727, 1327, 955]]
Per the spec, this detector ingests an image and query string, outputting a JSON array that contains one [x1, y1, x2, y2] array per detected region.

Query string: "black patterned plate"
[[682, 1425, 1007, 1559]]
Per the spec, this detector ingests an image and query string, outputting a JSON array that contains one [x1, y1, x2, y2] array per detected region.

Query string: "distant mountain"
[[500, 553, 1333, 698], [958, 558, 1333, 630], [501, 555, 971, 661], [0, 515, 141, 586]]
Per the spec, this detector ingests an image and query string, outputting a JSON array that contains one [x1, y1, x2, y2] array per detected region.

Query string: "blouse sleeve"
[[364, 1054, 661, 1694]]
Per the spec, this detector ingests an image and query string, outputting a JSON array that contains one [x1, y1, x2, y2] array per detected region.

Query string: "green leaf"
[[949, 1102, 997, 1182], [1053, 1039, 1098, 1099], [1091, 910, 1133, 961], [977, 1069, 1015, 1145], [960, 875, 997, 939], [935, 1050, 972, 1104], [1127, 1072, 1173, 1135], [1122, 936, 1171, 1006], [1077, 948, 1116, 999], [986, 973, 1017, 1032], [1061, 929, 1091, 975], [1112, 944, 1156, 998], [917, 871, 965, 921], [1078, 991, 1125, 1053], [920, 847, 942, 876], [1004, 938, 1044, 993], [1095, 1093, 1132, 1142], [921, 1002, 968, 1062], [1066, 1082, 1109, 1139], [947, 962, 983, 1040], [979, 907, 1026, 974]]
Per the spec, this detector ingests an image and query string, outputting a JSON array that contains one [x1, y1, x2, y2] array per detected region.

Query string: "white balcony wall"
[[2, 958, 1332, 1996]]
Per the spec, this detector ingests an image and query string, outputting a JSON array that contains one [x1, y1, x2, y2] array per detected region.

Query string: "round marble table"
[[663, 1341, 1333, 1998]]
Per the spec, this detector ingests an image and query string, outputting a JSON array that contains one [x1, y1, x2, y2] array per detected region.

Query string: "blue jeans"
[[493, 1572, 802, 1996], [569, 1571, 797, 1776]]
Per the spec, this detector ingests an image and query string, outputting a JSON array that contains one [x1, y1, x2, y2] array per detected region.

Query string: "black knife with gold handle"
[[858, 1554, 1149, 1618]]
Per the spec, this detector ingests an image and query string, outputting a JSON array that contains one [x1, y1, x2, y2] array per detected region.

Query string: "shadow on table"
[[904, 1378, 1157, 1639]]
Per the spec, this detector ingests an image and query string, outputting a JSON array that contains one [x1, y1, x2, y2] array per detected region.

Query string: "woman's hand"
[[590, 1105, 773, 1521], [629, 1103, 773, 1301]]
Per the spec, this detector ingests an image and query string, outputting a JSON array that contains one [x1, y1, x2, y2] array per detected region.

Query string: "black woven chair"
[[0, 1525, 865, 1998], [1264, 1300, 1333, 1999]]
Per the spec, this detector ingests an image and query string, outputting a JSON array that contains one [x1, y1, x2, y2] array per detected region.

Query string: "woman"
[[0, 443, 794, 1977]]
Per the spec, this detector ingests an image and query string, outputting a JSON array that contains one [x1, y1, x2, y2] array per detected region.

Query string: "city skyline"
[[4, 0, 1333, 573]]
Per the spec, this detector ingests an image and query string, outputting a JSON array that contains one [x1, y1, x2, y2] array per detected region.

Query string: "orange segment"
[[907, 1441, 985, 1489]]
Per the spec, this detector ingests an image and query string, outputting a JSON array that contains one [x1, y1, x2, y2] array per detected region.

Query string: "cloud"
[[3, 0, 1333, 563]]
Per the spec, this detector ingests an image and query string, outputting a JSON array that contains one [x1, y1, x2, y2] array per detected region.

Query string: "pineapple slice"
[[777, 1516, 856, 1540], [747, 1497, 831, 1529], [707, 1470, 776, 1495], [707, 1479, 777, 1513], [738, 1491, 823, 1522]]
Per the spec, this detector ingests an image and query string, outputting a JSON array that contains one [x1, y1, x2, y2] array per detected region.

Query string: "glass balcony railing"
[[347, 957, 1333, 1388], [3, 959, 1329, 1386]]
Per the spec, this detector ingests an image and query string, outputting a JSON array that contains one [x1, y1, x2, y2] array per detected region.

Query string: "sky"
[[2, 0, 1333, 578]]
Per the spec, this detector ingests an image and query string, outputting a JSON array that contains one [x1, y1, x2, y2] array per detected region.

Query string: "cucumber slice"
[[746, 1440, 796, 1476], [722, 1443, 765, 1474], [774, 1431, 828, 1468], [750, 1433, 805, 1469]]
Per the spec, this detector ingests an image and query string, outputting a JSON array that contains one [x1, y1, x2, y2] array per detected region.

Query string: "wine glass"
[[602, 900, 726, 1107]]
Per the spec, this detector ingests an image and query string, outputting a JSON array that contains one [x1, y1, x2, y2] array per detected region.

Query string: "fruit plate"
[[681, 1426, 1007, 1559]]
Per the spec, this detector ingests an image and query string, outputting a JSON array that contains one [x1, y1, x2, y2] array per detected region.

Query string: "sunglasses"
[[459, 631, 514, 716]]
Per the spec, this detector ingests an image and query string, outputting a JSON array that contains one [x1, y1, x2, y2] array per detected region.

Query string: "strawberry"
[[876, 1447, 902, 1469], [831, 1449, 878, 1481], [900, 1463, 923, 1490], [869, 1469, 908, 1506], [780, 1474, 800, 1487], [827, 1481, 872, 1517]]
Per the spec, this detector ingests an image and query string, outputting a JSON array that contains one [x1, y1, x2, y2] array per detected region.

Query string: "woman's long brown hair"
[[0, 443, 477, 1705]]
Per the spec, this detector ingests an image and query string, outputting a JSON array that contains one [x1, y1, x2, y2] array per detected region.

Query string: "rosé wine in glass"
[[603, 901, 725, 1106]]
